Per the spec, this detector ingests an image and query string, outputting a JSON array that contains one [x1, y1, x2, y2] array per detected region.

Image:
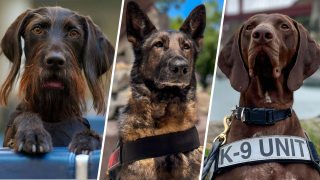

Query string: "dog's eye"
[[184, 44, 190, 49], [70, 30, 80, 37], [155, 41, 163, 47], [281, 24, 289, 30], [33, 27, 42, 34], [246, 25, 253, 30]]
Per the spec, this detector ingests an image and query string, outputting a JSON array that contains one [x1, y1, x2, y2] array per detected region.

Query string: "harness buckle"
[[241, 108, 275, 125]]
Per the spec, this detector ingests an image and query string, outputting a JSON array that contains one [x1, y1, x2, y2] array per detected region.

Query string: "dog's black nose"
[[169, 59, 189, 75], [45, 52, 66, 70], [252, 26, 273, 44]]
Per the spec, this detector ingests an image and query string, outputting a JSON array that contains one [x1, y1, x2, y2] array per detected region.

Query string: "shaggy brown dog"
[[107, 2, 206, 180], [218, 14, 320, 180], [0, 7, 114, 154]]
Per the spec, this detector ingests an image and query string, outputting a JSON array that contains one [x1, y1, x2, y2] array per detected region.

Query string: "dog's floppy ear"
[[126, 1, 156, 48], [0, 9, 33, 106], [287, 19, 320, 91], [82, 16, 115, 115], [179, 4, 206, 49], [218, 25, 249, 93]]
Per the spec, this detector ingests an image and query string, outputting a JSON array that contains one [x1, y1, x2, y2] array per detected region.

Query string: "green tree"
[[196, 0, 221, 89], [170, 16, 184, 30], [169, 0, 222, 89]]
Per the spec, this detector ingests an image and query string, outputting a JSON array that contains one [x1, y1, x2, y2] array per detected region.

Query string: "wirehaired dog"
[[108, 2, 206, 180], [0, 7, 114, 154]]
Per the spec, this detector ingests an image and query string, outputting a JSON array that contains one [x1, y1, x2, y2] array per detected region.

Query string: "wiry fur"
[[108, 2, 206, 180], [0, 7, 114, 154], [69, 129, 102, 155]]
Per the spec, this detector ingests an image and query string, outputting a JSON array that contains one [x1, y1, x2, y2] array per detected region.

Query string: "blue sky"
[[167, 0, 225, 19]]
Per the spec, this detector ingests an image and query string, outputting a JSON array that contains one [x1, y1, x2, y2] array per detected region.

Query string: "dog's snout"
[[252, 26, 274, 44], [45, 52, 66, 70], [169, 59, 189, 75]]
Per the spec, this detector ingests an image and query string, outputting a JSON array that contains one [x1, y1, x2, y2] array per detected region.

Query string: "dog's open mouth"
[[42, 80, 64, 89]]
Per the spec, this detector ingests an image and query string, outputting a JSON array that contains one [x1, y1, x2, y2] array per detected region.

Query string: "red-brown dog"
[[218, 14, 320, 179]]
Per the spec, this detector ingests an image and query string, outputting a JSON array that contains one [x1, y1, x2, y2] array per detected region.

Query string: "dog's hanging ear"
[[82, 16, 115, 115], [179, 4, 206, 49], [218, 25, 249, 93], [126, 1, 156, 49], [0, 9, 33, 106], [287, 19, 320, 91]]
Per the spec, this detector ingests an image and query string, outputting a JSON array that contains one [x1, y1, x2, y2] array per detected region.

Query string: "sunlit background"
[[0, 0, 122, 146]]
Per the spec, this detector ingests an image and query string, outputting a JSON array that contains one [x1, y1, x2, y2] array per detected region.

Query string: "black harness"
[[108, 126, 200, 179], [202, 107, 320, 180]]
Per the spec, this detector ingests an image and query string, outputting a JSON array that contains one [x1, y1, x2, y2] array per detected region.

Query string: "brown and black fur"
[[0, 7, 114, 154], [217, 14, 320, 179], [108, 2, 206, 180]]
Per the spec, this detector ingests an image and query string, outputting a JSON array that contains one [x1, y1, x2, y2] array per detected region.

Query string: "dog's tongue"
[[46, 81, 62, 88]]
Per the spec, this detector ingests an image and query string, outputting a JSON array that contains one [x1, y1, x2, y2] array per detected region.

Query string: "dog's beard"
[[36, 88, 73, 121], [20, 61, 87, 122]]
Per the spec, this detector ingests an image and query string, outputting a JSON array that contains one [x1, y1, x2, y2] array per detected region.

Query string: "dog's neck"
[[239, 73, 294, 110], [118, 78, 198, 143], [227, 72, 305, 143]]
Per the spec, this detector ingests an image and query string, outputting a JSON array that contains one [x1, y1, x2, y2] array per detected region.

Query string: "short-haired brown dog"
[[218, 14, 320, 180]]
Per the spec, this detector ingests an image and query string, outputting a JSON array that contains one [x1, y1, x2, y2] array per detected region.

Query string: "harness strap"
[[202, 134, 320, 180], [236, 107, 292, 125], [108, 126, 200, 171]]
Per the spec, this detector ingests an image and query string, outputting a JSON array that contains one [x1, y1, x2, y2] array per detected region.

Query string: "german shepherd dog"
[[108, 2, 206, 180], [0, 7, 114, 154]]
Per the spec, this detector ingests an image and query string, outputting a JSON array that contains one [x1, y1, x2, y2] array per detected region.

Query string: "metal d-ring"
[[241, 108, 245, 122]]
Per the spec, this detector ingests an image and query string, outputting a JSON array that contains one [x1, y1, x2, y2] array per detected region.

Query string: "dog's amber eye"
[[184, 44, 190, 49], [281, 24, 289, 30], [33, 27, 42, 34], [246, 25, 253, 30], [70, 30, 79, 37], [155, 41, 163, 47]]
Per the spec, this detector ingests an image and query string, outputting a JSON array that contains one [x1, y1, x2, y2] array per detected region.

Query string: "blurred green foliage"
[[301, 120, 320, 153], [197, 1, 221, 89], [170, 0, 222, 89], [205, 148, 210, 157]]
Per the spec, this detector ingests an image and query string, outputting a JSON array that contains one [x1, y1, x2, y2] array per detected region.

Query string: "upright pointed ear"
[[0, 9, 33, 106], [126, 1, 156, 48], [287, 19, 320, 91], [218, 25, 249, 93], [179, 4, 206, 49], [82, 16, 115, 115]]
